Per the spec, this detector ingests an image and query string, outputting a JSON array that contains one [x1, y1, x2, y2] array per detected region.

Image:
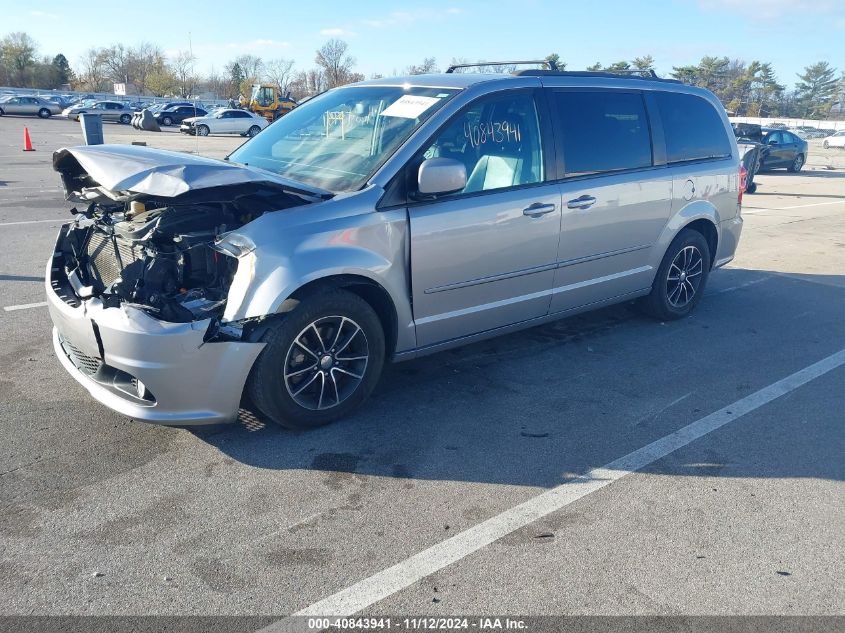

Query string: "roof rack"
[[514, 69, 680, 83], [445, 59, 558, 73]]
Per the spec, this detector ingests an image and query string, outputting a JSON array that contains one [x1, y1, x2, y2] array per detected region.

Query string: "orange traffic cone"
[[22, 127, 35, 152]]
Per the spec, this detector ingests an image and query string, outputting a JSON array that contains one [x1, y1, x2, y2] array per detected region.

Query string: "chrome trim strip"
[[423, 244, 652, 294]]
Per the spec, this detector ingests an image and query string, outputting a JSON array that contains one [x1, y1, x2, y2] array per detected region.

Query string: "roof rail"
[[513, 69, 680, 83], [445, 59, 558, 73]]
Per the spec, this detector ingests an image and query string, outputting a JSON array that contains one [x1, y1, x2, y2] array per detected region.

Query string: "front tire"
[[640, 229, 711, 321], [787, 153, 804, 172], [38, 108, 51, 118], [162, 116, 172, 126], [247, 289, 386, 429], [196, 124, 209, 136]]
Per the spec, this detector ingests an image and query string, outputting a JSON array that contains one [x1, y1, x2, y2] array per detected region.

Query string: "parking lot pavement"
[[0, 117, 843, 618]]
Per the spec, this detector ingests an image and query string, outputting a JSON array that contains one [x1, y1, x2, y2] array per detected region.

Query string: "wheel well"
[[284, 275, 399, 356], [683, 219, 718, 268]]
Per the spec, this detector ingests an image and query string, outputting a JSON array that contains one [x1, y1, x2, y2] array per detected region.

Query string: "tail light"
[[738, 165, 748, 206]]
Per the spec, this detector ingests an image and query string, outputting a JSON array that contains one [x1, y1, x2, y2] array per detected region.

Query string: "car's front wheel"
[[788, 153, 804, 172], [196, 124, 209, 136], [247, 125, 261, 137], [162, 116, 172, 126], [247, 289, 385, 429], [38, 108, 51, 118], [640, 229, 711, 321]]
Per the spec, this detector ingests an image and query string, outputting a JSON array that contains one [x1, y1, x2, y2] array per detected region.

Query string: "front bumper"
[[46, 228, 264, 426]]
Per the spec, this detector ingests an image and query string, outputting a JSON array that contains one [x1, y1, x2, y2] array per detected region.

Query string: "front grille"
[[59, 335, 102, 376], [85, 232, 143, 288]]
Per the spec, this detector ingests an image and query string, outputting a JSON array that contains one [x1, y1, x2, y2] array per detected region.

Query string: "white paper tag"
[[379, 95, 440, 119]]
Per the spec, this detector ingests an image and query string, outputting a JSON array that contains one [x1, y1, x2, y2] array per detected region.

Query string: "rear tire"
[[247, 125, 261, 137], [823, 140, 830, 149], [787, 153, 804, 173], [120, 114, 131, 124], [247, 289, 385, 430], [162, 116, 172, 126], [38, 108, 50, 118], [639, 229, 711, 321]]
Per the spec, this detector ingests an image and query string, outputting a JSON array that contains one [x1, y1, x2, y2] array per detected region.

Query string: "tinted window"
[[765, 131, 783, 145], [785, 133, 800, 144], [421, 91, 544, 195], [232, 111, 250, 118], [553, 90, 652, 175], [655, 92, 732, 163]]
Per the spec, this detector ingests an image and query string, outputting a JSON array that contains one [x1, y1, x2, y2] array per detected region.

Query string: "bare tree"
[[170, 50, 197, 97], [234, 54, 264, 82], [406, 57, 438, 75], [315, 39, 355, 89], [100, 43, 134, 85], [76, 48, 109, 91], [265, 57, 295, 95], [132, 42, 165, 95]]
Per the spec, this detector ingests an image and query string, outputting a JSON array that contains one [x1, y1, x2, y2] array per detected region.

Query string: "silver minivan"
[[46, 67, 744, 428]]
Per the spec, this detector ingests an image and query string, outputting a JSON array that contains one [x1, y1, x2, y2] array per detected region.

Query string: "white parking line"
[[706, 275, 772, 296], [0, 218, 65, 227], [3, 302, 47, 312], [743, 199, 845, 214], [260, 346, 845, 624]]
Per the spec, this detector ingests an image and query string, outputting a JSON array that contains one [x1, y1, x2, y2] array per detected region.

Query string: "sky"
[[4, 0, 845, 87]]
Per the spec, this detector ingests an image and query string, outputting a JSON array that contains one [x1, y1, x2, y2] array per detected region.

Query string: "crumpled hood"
[[53, 144, 331, 201]]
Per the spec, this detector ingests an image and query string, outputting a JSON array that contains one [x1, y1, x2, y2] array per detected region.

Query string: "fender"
[[648, 198, 721, 273]]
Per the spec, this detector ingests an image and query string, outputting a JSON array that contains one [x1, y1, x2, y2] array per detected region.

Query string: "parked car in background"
[[62, 100, 135, 124], [0, 95, 62, 118], [759, 128, 808, 172], [180, 108, 268, 136], [822, 131, 845, 149], [154, 105, 207, 126]]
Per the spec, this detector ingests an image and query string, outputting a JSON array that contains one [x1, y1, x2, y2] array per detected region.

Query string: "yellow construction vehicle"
[[246, 84, 298, 122]]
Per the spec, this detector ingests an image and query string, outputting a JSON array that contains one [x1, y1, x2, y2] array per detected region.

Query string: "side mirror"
[[418, 158, 467, 196]]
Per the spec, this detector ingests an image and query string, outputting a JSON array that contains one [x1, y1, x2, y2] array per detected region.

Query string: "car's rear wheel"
[[38, 108, 51, 118], [247, 125, 261, 137], [639, 229, 711, 321], [247, 289, 385, 429], [196, 124, 209, 136], [788, 153, 804, 172], [120, 114, 131, 124], [823, 140, 830, 149], [162, 116, 172, 126]]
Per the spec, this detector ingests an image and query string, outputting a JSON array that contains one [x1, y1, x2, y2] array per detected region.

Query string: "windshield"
[[229, 85, 459, 192]]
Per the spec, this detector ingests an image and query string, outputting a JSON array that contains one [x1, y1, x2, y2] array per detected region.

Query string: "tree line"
[[2, 31, 842, 118]]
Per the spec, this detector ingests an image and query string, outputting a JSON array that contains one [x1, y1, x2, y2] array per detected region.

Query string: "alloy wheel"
[[283, 316, 369, 411], [666, 245, 704, 308]]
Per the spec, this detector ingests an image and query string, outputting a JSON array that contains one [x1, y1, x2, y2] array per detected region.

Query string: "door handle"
[[522, 203, 557, 218], [567, 195, 597, 210]]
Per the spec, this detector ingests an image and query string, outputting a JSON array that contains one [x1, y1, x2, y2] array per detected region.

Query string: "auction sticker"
[[380, 95, 440, 119]]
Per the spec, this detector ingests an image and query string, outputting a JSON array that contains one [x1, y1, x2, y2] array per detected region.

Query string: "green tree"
[[544, 53, 565, 70], [795, 61, 838, 117], [586, 61, 602, 71], [1, 32, 37, 86], [632, 55, 655, 71], [51, 53, 72, 85], [605, 60, 631, 72]]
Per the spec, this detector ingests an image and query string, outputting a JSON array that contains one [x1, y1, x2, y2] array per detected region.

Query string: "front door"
[[408, 90, 561, 347]]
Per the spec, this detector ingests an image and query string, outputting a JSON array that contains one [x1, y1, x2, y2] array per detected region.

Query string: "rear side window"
[[655, 92, 732, 163], [552, 91, 652, 175]]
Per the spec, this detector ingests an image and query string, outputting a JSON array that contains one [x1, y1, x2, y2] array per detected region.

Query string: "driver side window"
[[421, 92, 543, 196]]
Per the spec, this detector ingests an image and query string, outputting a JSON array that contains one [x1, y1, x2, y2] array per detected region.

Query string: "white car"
[[822, 131, 845, 149], [180, 108, 268, 137]]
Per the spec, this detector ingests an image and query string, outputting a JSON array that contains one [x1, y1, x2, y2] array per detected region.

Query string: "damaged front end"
[[47, 145, 326, 425]]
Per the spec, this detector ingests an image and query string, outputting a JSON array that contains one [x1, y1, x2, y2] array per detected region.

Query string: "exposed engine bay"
[[52, 146, 322, 324], [56, 188, 308, 323]]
